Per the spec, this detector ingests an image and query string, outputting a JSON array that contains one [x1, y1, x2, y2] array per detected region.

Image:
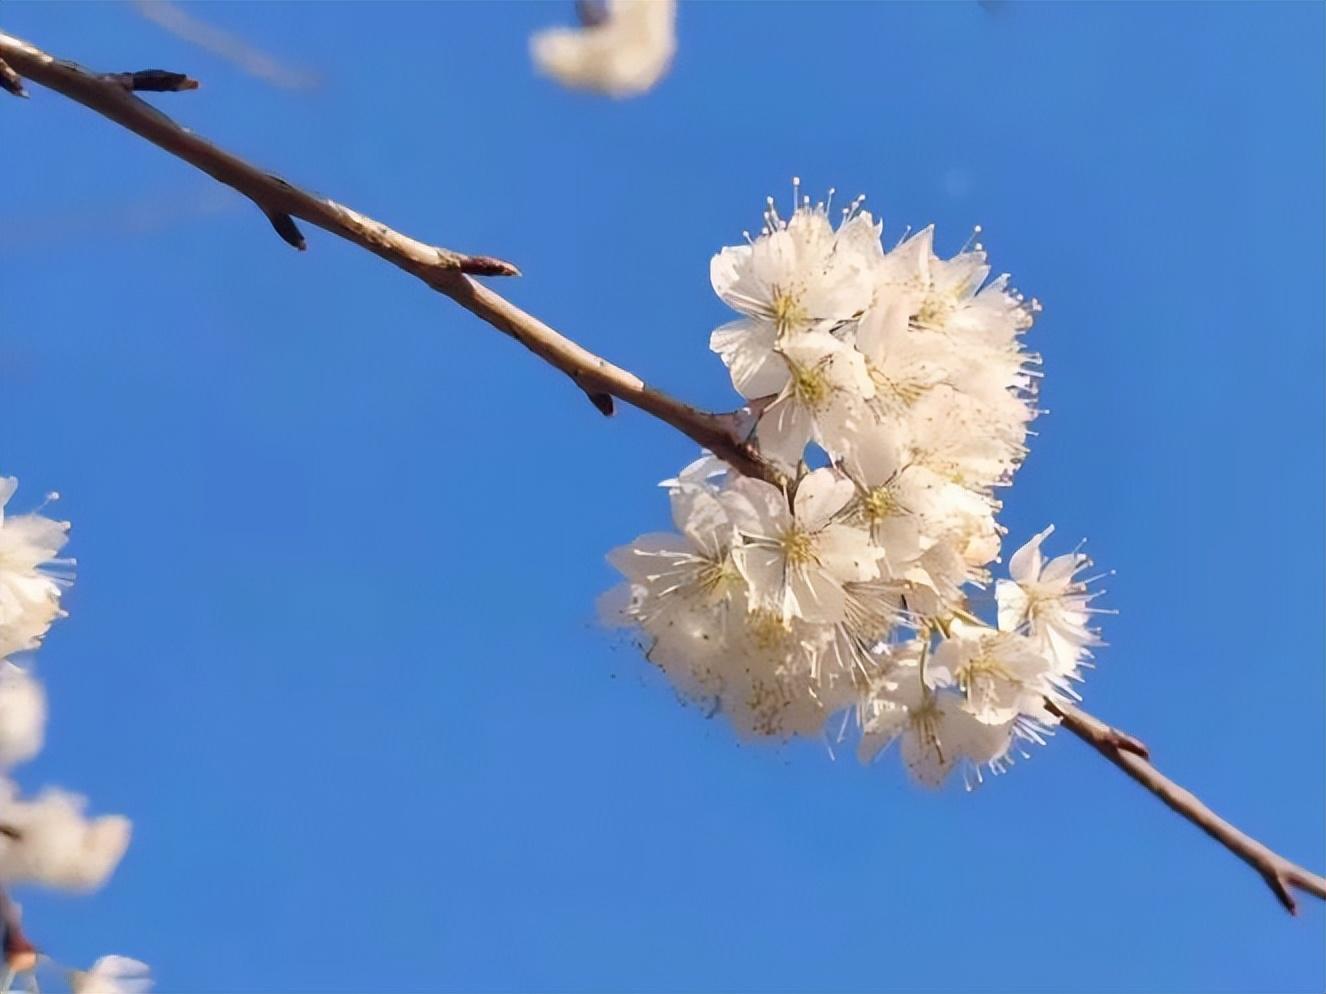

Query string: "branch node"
[[264, 210, 307, 251], [106, 69, 200, 93], [587, 392, 615, 417], [0, 58, 27, 98], [1104, 727, 1150, 760]]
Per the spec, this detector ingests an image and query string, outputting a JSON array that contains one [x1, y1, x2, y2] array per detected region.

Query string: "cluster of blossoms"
[[604, 183, 1106, 787], [0, 478, 148, 993]]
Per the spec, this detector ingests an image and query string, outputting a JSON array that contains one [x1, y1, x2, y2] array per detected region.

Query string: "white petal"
[[1008, 525, 1054, 584], [793, 468, 855, 530], [815, 524, 880, 583], [709, 319, 789, 399]]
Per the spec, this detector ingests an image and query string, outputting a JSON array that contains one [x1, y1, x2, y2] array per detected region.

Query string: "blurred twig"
[[131, 0, 319, 91]]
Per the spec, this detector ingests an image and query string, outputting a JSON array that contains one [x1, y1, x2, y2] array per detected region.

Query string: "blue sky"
[[1, 2, 1323, 991]]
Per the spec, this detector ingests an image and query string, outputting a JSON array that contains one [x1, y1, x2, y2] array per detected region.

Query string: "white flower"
[[996, 526, 1103, 677], [69, 956, 152, 994], [0, 663, 45, 769], [0, 782, 131, 891], [0, 478, 72, 660], [752, 332, 874, 468], [840, 431, 925, 575], [724, 468, 879, 624], [853, 294, 948, 421], [928, 623, 1056, 725], [857, 652, 1014, 788], [530, 0, 676, 98], [604, 485, 741, 630], [709, 196, 880, 402]]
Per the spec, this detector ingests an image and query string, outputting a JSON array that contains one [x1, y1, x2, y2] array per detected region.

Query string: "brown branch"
[[5, 27, 1319, 916], [1047, 699, 1326, 915], [0, 28, 774, 476]]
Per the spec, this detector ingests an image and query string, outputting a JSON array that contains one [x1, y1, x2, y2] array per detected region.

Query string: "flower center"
[[957, 649, 1017, 701], [770, 286, 807, 335], [789, 361, 831, 410], [747, 608, 792, 650], [779, 526, 817, 567], [695, 558, 739, 598], [868, 363, 928, 406], [862, 485, 901, 523]]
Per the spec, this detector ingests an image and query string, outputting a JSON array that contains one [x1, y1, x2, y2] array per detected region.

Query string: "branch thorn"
[[264, 210, 307, 251]]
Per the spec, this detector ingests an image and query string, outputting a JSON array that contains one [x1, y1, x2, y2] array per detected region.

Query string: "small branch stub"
[[0, 57, 25, 97], [105, 68, 200, 92], [264, 210, 307, 251]]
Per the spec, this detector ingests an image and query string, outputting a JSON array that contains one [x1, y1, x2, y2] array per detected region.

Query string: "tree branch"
[[4, 27, 1319, 915], [0, 29, 773, 476], [1047, 699, 1326, 914]]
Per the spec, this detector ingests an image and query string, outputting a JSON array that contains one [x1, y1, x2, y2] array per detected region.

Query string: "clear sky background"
[[2, 2, 1323, 991]]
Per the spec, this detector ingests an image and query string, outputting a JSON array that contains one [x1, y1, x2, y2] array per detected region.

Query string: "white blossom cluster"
[[0, 477, 148, 992], [604, 183, 1106, 787]]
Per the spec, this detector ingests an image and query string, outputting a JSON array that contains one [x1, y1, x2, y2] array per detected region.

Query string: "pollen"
[[790, 362, 831, 410], [770, 285, 808, 335], [870, 366, 928, 406], [779, 526, 818, 567], [862, 484, 901, 523], [696, 558, 739, 598]]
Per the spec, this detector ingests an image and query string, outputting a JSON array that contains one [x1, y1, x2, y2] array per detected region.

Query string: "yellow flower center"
[[747, 608, 792, 651], [790, 361, 831, 410], [862, 485, 900, 523], [869, 363, 928, 406], [695, 558, 739, 598], [779, 526, 817, 567], [771, 286, 808, 336]]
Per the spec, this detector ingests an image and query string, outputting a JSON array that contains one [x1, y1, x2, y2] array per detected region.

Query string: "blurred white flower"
[[0, 782, 131, 892], [0, 478, 72, 660], [0, 663, 45, 770], [69, 955, 152, 994], [531, 0, 676, 98]]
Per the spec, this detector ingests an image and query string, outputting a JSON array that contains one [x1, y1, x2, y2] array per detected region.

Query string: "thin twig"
[[1047, 699, 1326, 914], [0, 28, 772, 467], [4, 27, 1321, 914]]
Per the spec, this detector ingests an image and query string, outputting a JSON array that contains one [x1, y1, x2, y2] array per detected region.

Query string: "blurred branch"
[[0, 28, 773, 476], [1048, 700, 1326, 914], [5, 28, 1319, 916], [132, 0, 319, 91]]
